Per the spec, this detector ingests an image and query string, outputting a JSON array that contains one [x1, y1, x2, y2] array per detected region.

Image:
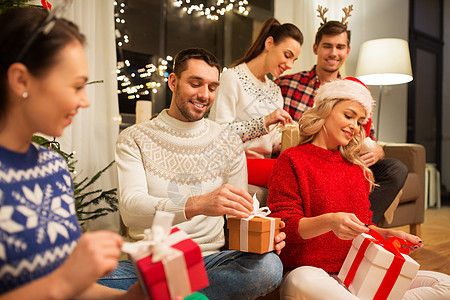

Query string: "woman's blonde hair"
[[298, 98, 375, 189]]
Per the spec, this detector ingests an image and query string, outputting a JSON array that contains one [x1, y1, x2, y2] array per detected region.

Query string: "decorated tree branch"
[[32, 135, 118, 227], [0, 0, 51, 13], [0, 0, 28, 13]]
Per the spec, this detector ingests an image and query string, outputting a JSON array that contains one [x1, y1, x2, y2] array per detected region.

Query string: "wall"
[[442, 1, 450, 196], [274, 0, 409, 143]]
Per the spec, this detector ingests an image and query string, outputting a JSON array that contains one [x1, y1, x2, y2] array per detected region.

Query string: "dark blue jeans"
[[369, 158, 408, 224], [98, 250, 283, 299]]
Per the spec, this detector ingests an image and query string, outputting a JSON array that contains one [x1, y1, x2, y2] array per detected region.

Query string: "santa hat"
[[314, 77, 374, 124]]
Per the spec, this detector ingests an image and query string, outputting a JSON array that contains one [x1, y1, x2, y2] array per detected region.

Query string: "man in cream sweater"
[[112, 48, 284, 299]]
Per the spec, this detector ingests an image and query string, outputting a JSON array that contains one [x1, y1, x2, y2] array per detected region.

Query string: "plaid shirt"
[[277, 65, 375, 138], [277, 66, 323, 122]]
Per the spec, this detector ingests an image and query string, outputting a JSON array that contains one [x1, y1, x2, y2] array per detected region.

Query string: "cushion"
[[247, 159, 276, 188], [399, 173, 420, 204]]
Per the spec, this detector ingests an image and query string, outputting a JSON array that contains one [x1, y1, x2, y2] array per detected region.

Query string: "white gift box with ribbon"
[[122, 211, 209, 300], [227, 194, 280, 254]]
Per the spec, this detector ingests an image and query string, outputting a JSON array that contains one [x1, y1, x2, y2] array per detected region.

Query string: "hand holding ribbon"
[[367, 229, 415, 256], [239, 194, 276, 252]]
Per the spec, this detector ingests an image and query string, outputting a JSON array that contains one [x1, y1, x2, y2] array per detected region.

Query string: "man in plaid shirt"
[[277, 21, 408, 224]]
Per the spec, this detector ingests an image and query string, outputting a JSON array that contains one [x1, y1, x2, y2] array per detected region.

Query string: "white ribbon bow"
[[240, 194, 276, 252], [122, 211, 192, 299], [244, 193, 272, 220], [122, 211, 177, 262]]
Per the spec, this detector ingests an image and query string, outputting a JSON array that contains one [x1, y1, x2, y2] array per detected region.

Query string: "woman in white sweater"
[[209, 18, 303, 159]]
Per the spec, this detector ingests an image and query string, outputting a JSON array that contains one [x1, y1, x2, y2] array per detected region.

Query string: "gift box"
[[338, 232, 420, 300], [281, 123, 300, 153], [227, 194, 281, 254], [227, 216, 280, 254], [122, 211, 209, 300]]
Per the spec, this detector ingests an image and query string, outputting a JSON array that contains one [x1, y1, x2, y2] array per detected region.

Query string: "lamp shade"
[[355, 38, 413, 85]]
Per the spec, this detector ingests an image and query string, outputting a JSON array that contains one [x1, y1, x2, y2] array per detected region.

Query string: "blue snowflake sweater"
[[0, 143, 81, 294]]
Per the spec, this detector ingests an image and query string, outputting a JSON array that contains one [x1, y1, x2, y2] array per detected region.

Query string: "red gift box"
[[123, 211, 209, 300], [131, 227, 209, 300]]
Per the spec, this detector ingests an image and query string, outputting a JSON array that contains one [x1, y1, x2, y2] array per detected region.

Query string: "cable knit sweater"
[[115, 110, 247, 256], [209, 63, 283, 159], [267, 143, 372, 274]]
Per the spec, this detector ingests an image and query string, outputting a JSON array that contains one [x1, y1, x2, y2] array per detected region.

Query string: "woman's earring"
[[22, 91, 29, 99]]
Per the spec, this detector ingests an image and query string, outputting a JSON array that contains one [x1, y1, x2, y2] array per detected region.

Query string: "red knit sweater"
[[268, 143, 372, 274]]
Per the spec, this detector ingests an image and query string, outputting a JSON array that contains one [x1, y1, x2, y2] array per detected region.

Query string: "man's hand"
[[274, 221, 286, 255], [122, 282, 149, 300], [264, 108, 293, 128], [359, 143, 384, 167], [185, 184, 253, 219]]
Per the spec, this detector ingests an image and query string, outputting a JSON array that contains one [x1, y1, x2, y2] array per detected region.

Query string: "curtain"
[[45, 0, 121, 232]]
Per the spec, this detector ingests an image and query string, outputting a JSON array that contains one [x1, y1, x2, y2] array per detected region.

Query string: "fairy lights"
[[173, 0, 249, 21], [113, 0, 174, 100], [116, 56, 173, 100], [114, 1, 128, 47]]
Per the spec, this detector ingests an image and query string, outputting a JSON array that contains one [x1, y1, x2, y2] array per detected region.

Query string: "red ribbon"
[[344, 231, 414, 300], [41, 0, 52, 10]]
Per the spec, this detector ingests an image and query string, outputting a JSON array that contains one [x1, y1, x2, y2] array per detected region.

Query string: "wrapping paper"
[[338, 231, 419, 300], [281, 123, 300, 152], [122, 211, 209, 300]]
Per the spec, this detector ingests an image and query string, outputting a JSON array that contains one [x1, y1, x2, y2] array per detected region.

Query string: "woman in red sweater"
[[268, 78, 450, 299]]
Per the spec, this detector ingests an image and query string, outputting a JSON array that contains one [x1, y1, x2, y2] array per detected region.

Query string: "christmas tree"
[[32, 136, 118, 228], [0, 0, 40, 13]]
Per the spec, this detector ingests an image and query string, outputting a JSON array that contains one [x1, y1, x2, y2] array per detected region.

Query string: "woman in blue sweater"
[[0, 6, 144, 299]]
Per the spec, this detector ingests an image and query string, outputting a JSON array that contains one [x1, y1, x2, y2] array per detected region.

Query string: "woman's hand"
[[329, 213, 370, 240], [264, 108, 293, 128], [370, 226, 423, 253], [298, 213, 369, 240], [53, 231, 123, 298]]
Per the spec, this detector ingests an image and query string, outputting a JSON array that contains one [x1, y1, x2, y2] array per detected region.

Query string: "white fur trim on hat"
[[314, 78, 375, 124]]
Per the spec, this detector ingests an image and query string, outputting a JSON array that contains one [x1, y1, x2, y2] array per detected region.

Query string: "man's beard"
[[174, 89, 208, 122]]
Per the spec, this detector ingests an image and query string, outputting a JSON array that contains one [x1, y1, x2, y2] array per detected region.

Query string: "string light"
[[114, 0, 128, 47], [116, 56, 173, 99], [173, 0, 249, 21]]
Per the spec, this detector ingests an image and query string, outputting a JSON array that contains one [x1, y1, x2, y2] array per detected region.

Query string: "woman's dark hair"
[[314, 21, 351, 46], [231, 18, 303, 67], [0, 6, 86, 121], [173, 47, 221, 78]]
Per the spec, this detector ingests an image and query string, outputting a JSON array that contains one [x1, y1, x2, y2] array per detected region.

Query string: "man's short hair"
[[314, 21, 351, 46], [173, 48, 221, 77]]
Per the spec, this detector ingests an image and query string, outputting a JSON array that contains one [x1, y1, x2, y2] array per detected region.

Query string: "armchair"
[[248, 143, 427, 236], [377, 143, 426, 236]]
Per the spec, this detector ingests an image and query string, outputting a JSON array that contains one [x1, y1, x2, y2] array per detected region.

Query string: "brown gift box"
[[227, 216, 281, 254], [281, 123, 300, 152]]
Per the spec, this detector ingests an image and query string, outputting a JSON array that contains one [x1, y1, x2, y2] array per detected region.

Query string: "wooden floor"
[[391, 206, 450, 275]]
